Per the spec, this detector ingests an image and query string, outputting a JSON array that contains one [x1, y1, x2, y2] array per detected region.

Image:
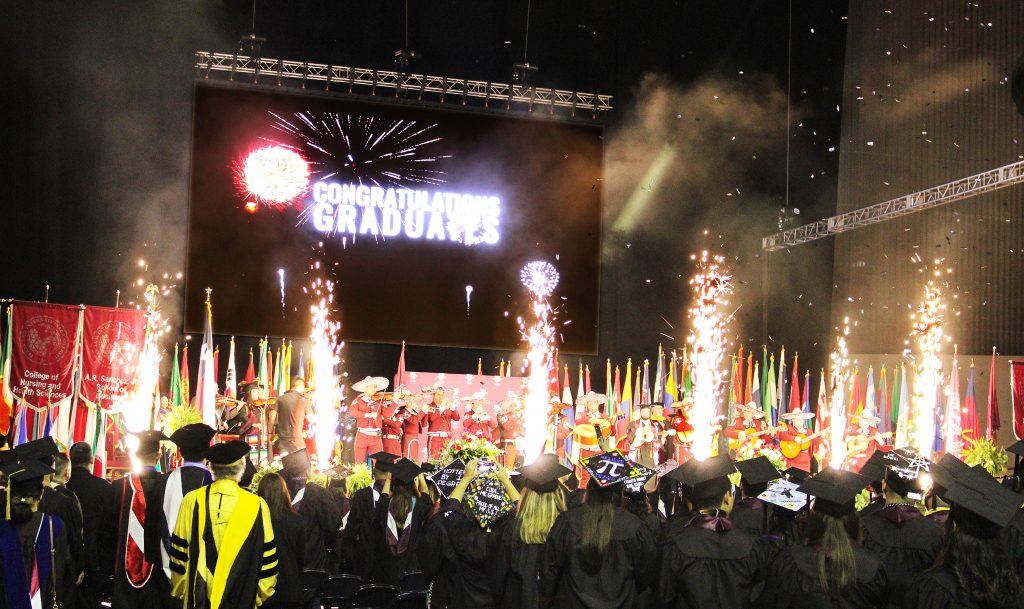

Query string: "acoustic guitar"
[[780, 426, 830, 460], [727, 424, 785, 452]]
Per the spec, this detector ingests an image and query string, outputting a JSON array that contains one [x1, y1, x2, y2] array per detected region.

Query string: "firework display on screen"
[[186, 82, 602, 351]]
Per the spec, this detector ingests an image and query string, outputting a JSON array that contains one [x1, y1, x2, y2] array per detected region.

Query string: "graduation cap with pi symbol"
[[581, 450, 632, 487]]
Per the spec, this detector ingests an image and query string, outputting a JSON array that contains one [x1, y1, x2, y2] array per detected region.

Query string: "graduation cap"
[[240, 455, 258, 488], [677, 455, 736, 500], [13, 437, 60, 467], [204, 440, 250, 466], [427, 458, 466, 499], [664, 458, 699, 484], [1007, 440, 1024, 478], [581, 451, 632, 487], [758, 478, 809, 512], [420, 462, 437, 475], [389, 458, 422, 485], [943, 468, 1024, 539], [858, 450, 888, 489], [132, 430, 169, 456], [369, 451, 399, 472], [281, 449, 311, 479], [800, 467, 868, 517], [464, 474, 516, 529], [622, 463, 656, 495], [1, 460, 55, 519], [734, 456, 780, 492], [783, 467, 810, 482], [880, 448, 931, 500], [522, 454, 571, 493], [169, 423, 217, 455], [931, 453, 971, 495]]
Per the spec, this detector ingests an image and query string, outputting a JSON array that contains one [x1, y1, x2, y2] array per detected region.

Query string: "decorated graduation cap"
[[169, 423, 217, 454], [880, 447, 931, 500], [734, 456, 780, 493], [389, 458, 423, 485], [622, 462, 656, 495], [12, 437, 60, 467], [522, 453, 571, 493], [581, 450, 632, 487], [800, 467, 868, 517], [758, 478, 809, 512], [204, 440, 250, 466], [0, 460, 54, 519], [464, 474, 516, 529], [678, 455, 737, 500], [427, 458, 466, 499], [281, 448, 311, 478], [131, 430, 169, 457], [943, 467, 1023, 539]]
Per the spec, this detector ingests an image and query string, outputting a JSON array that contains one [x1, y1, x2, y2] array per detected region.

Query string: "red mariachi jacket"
[[402, 409, 428, 434], [351, 395, 383, 429], [426, 404, 460, 434]]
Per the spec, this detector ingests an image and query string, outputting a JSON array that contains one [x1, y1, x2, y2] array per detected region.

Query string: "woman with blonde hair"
[[490, 454, 569, 609]]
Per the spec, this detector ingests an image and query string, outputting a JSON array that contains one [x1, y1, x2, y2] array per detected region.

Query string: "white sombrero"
[[352, 376, 389, 393], [575, 391, 608, 408], [461, 389, 491, 404], [421, 381, 446, 393], [780, 410, 816, 421]]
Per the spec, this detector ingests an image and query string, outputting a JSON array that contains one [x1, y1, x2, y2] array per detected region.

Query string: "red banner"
[[9, 301, 82, 408], [1010, 361, 1024, 441], [79, 306, 148, 409]]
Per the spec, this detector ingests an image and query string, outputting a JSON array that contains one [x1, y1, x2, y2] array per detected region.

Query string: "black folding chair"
[[319, 573, 365, 609], [390, 591, 428, 609], [398, 570, 428, 592], [300, 568, 329, 609], [350, 583, 399, 609]]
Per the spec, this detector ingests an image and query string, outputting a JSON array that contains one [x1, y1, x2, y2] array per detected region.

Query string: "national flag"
[[764, 355, 777, 423], [728, 356, 738, 408], [665, 354, 678, 404], [789, 355, 801, 413], [653, 347, 665, 406], [745, 352, 753, 406], [878, 366, 889, 435], [180, 344, 190, 406], [193, 299, 217, 429], [562, 365, 572, 405], [212, 346, 220, 393], [735, 346, 745, 409], [244, 348, 255, 384], [170, 344, 184, 407], [257, 338, 268, 392], [640, 359, 650, 405], [815, 369, 828, 439], [621, 359, 633, 420], [988, 347, 1000, 440], [889, 365, 900, 433], [682, 357, 693, 402], [802, 371, 810, 412], [576, 363, 584, 403], [612, 365, 621, 409], [284, 342, 292, 391], [776, 347, 787, 427], [963, 361, 980, 444], [864, 367, 876, 417], [0, 308, 13, 436], [273, 345, 284, 397], [750, 363, 761, 411], [13, 391, 28, 447], [395, 341, 407, 390], [585, 365, 592, 395], [933, 383, 945, 455], [224, 337, 238, 399], [895, 364, 911, 448], [849, 368, 861, 417], [946, 347, 962, 458], [605, 359, 614, 413], [633, 363, 642, 409]]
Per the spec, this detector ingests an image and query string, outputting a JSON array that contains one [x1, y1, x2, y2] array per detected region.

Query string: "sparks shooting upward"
[[828, 319, 852, 470], [277, 268, 286, 315], [685, 251, 732, 461], [309, 274, 343, 467], [909, 273, 946, 458], [266, 111, 450, 188], [519, 263, 560, 465]]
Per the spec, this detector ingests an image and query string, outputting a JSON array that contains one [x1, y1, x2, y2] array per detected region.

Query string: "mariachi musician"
[[572, 391, 614, 486], [724, 402, 778, 453], [777, 407, 819, 473], [397, 387, 428, 461], [666, 398, 695, 463], [380, 390, 405, 456], [627, 404, 664, 470], [496, 391, 525, 469], [220, 381, 262, 436], [423, 383, 459, 459], [844, 409, 891, 472], [462, 390, 498, 440], [350, 376, 388, 464]]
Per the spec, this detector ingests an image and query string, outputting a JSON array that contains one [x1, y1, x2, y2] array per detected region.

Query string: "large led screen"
[[185, 82, 602, 352]]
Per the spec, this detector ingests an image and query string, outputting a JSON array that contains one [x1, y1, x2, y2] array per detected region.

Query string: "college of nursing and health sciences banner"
[[74, 306, 149, 459], [8, 301, 82, 446], [405, 371, 526, 423]]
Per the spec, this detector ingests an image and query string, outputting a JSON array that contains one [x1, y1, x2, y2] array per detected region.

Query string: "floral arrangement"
[[345, 463, 373, 496], [433, 433, 501, 467], [733, 440, 787, 472], [162, 405, 202, 437], [963, 436, 1008, 478]]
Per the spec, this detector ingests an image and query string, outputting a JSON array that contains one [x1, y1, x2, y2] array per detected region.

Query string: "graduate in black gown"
[[904, 466, 1024, 609], [367, 458, 432, 584], [760, 467, 887, 609], [658, 455, 774, 609], [339, 451, 396, 578], [0, 459, 75, 609], [281, 449, 343, 572], [731, 456, 781, 537], [67, 441, 114, 609], [102, 431, 170, 609], [859, 448, 942, 608], [539, 453, 657, 609], [257, 472, 306, 609], [489, 454, 569, 609]]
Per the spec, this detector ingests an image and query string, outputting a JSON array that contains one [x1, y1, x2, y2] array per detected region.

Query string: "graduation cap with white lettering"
[[427, 458, 466, 499], [522, 454, 571, 493], [881, 447, 931, 500], [464, 474, 516, 529], [943, 467, 1023, 539], [800, 467, 868, 517], [622, 462, 656, 495], [581, 450, 632, 487]]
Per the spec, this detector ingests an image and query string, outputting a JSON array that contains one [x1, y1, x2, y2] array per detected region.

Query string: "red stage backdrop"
[[79, 306, 148, 409], [1011, 361, 1024, 441], [9, 301, 81, 407]]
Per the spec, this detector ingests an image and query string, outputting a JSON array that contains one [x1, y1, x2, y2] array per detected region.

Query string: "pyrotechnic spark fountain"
[[465, 285, 473, 315], [909, 277, 945, 457], [685, 251, 732, 461], [122, 285, 164, 472], [828, 319, 852, 469], [277, 268, 286, 314], [308, 274, 342, 467], [235, 145, 311, 207], [519, 262, 559, 465]]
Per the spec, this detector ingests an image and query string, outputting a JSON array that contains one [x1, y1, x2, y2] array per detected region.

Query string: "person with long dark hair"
[[366, 458, 431, 584], [761, 467, 887, 609], [0, 459, 75, 609], [905, 468, 1024, 609], [538, 454, 656, 609], [257, 472, 306, 609], [489, 454, 569, 609], [860, 449, 942, 608], [659, 455, 774, 609]]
